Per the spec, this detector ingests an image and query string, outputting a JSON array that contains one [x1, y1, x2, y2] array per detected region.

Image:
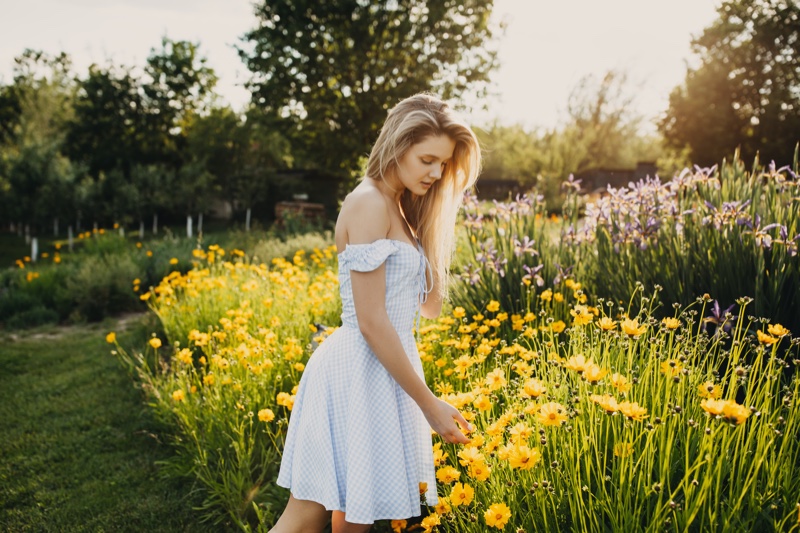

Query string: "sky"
[[0, 0, 721, 133]]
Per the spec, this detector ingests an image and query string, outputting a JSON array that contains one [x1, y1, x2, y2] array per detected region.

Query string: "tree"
[[143, 37, 218, 168], [239, 0, 500, 177], [0, 50, 79, 234], [565, 70, 643, 173], [66, 63, 147, 180], [660, 0, 800, 166]]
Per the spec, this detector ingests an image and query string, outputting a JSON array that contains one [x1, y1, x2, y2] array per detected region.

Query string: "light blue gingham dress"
[[276, 238, 438, 524]]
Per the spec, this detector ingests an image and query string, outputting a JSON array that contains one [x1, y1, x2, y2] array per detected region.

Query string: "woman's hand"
[[421, 398, 472, 444]]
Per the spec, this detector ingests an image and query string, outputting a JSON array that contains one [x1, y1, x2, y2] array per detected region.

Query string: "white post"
[[119, 226, 125, 237], [152, 213, 158, 235], [139, 221, 145, 240], [9, 222, 14, 232], [31, 237, 38, 262], [246, 208, 251, 232], [68, 225, 74, 251], [186, 215, 193, 238], [198, 213, 203, 235]]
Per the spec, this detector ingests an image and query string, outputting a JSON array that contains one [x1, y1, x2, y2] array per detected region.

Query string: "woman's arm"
[[344, 195, 470, 444]]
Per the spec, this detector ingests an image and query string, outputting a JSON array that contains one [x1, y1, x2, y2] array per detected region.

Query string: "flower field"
[[110, 159, 800, 532]]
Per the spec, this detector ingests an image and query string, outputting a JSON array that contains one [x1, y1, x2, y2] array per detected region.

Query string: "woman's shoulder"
[[341, 181, 390, 226], [337, 179, 391, 243]]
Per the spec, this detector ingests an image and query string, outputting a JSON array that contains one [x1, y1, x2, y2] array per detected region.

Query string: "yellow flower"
[[435, 466, 460, 484], [176, 348, 193, 365], [258, 409, 275, 422], [450, 482, 474, 506], [618, 401, 648, 421], [722, 401, 750, 425], [419, 481, 428, 495], [203, 373, 215, 386], [468, 460, 491, 481], [473, 395, 492, 412], [589, 394, 619, 413], [621, 317, 647, 337], [420, 514, 441, 532], [553, 292, 564, 302], [276, 392, 295, 410], [610, 373, 631, 394], [757, 330, 778, 345], [697, 381, 722, 399], [597, 317, 617, 331], [149, 337, 162, 349], [701, 399, 750, 425], [613, 442, 634, 458], [486, 300, 501, 312], [660, 359, 683, 377], [507, 444, 541, 470], [105, 332, 116, 344], [520, 378, 546, 398], [432, 442, 449, 466], [485, 368, 507, 391], [434, 497, 452, 515], [537, 402, 568, 426], [140, 291, 152, 301], [550, 320, 566, 333], [540, 289, 552, 302], [171, 389, 185, 402], [169, 257, 178, 265], [767, 323, 790, 337], [453, 307, 466, 319], [390, 519, 407, 533], [457, 446, 484, 466], [570, 305, 594, 326], [484, 502, 512, 529], [564, 354, 590, 373], [583, 364, 608, 384], [662, 317, 680, 329]]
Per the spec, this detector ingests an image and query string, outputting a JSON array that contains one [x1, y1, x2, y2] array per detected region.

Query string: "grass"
[[0, 314, 231, 532]]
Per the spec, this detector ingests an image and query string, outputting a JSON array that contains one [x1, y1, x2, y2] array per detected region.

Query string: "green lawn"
[[0, 314, 228, 532]]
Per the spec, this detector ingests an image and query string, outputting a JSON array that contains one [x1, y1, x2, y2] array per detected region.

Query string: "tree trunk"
[[53, 217, 59, 237], [31, 237, 38, 262], [25, 224, 30, 244], [68, 225, 74, 251], [152, 213, 158, 235], [139, 221, 145, 240], [198, 213, 203, 235], [186, 215, 193, 238], [246, 208, 251, 232]]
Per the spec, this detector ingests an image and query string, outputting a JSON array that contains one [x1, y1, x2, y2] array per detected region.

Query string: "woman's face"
[[393, 134, 456, 196]]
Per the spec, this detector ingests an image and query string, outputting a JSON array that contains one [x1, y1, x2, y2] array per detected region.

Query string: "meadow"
[[3, 156, 799, 531]]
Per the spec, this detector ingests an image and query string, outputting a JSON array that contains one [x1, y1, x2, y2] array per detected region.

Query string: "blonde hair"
[[365, 93, 481, 298]]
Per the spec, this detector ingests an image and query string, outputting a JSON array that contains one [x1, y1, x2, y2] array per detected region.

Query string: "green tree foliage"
[[0, 50, 80, 233], [66, 64, 146, 179], [143, 38, 218, 168], [660, 0, 800, 166], [239, 0, 500, 176], [477, 70, 665, 208]]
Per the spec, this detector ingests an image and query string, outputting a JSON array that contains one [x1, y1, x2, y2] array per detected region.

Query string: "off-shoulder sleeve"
[[338, 239, 398, 272]]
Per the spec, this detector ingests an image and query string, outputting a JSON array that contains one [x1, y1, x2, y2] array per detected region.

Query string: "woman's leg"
[[331, 511, 372, 533], [269, 495, 331, 533]]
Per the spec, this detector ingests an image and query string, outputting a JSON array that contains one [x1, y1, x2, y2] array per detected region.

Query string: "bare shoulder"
[[337, 180, 391, 245]]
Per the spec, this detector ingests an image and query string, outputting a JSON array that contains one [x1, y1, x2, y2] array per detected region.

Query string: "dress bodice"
[[337, 239, 431, 335]]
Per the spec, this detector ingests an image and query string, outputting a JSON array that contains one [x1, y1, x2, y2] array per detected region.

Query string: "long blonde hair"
[[365, 93, 481, 298]]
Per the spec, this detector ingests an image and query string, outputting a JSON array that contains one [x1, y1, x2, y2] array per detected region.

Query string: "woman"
[[271, 93, 481, 532]]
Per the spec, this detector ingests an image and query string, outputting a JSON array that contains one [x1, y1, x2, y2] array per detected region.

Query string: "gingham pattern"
[[276, 239, 437, 524]]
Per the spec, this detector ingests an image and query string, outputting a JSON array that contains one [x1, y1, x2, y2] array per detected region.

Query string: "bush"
[[64, 254, 141, 322], [5, 305, 59, 329]]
